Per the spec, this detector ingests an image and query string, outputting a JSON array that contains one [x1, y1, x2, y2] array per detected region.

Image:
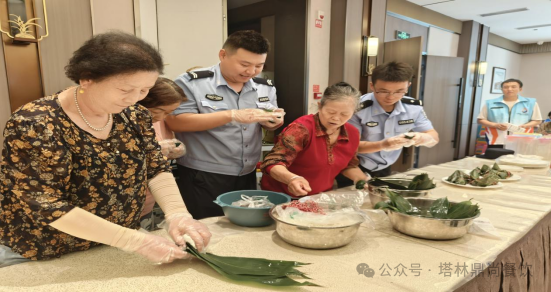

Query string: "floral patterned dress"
[[0, 94, 170, 260]]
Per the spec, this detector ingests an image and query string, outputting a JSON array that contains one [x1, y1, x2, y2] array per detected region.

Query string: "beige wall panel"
[[386, 0, 462, 34], [38, 0, 93, 95], [91, 0, 135, 35]]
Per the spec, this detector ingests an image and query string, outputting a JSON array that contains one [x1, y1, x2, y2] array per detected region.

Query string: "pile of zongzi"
[[446, 163, 511, 187], [374, 189, 480, 219], [185, 243, 319, 287]]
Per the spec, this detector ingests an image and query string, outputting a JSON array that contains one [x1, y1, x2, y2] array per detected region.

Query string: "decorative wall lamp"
[[475, 61, 487, 87], [362, 35, 379, 76], [0, 0, 49, 44]]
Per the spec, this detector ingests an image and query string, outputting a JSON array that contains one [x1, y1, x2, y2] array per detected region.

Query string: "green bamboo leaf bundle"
[[370, 173, 436, 191], [374, 190, 480, 219], [185, 243, 320, 287]]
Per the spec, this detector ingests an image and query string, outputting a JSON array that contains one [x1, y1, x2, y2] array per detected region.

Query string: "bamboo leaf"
[[185, 243, 319, 287]]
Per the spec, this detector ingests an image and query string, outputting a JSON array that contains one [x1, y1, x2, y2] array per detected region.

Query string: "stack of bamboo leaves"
[[185, 243, 320, 287]]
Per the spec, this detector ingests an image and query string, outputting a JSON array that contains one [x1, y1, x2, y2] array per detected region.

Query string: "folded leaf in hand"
[[407, 173, 436, 190], [429, 197, 450, 219], [355, 180, 367, 190]]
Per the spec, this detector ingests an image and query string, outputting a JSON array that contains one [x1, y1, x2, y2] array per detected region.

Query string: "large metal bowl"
[[386, 198, 480, 240], [269, 207, 364, 249], [368, 178, 432, 206]]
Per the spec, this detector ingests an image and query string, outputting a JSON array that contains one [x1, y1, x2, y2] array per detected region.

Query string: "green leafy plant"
[[185, 243, 320, 287]]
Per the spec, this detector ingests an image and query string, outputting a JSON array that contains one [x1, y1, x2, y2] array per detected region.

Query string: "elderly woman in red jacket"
[[260, 82, 370, 197]]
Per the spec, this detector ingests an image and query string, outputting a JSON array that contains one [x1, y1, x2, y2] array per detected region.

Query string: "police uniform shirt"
[[348, 93, 434, 171], [172, 64, 277, 176]]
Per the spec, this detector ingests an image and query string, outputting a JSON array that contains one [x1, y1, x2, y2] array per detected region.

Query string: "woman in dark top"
[[0, 32, 211, 267], [261, 82, 370, 197]]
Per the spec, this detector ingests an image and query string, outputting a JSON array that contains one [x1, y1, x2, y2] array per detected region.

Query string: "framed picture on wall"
[[490, 67, 506, 94]]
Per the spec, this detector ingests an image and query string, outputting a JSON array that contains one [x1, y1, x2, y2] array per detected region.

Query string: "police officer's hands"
[[163, 213, 212, 252], [408, 132, 438, 148], [260, 108, 285, 128], [287, 176, 312, 197], [231, 109, 284, 124], [493, 123, 509, 131], [381, 135, 413, 151], [118, 230, 189, 264]]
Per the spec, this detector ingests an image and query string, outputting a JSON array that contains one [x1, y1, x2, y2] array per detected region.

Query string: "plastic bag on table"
[[298, 190, 368, 208], [230, 195, 275, 208]]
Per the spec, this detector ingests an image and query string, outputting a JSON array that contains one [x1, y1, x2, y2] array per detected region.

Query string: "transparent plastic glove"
[[158, 139, 186, 159], [287, 176, 312, 197], [231, 108, 282, 124], [118, 231, 189, 264], [409, 132, 438, 147], [164, 213, 212, 252], [381, 135, 413, 151], [259, 108, 286, 128]]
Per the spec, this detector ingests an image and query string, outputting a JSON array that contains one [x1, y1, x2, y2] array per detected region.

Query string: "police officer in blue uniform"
[[166, 30, 285, 219], [338, 62, 439, 186]]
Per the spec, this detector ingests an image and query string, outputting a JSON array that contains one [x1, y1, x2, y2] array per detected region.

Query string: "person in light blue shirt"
[[340, 62, 439, 184], [165, 30, 285, 219]]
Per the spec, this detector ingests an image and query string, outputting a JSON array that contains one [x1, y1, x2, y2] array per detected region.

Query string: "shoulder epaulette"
[[187, 70, 214, 80], [401, 98, 422, 106], [359, 100, 373, 109], [252, 77, 274, 86]]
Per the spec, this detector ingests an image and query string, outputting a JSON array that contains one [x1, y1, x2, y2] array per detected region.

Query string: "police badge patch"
[[398, 119, 414, 125], [205, 94, 223, 101], [258, 97, 269, 102], [366, 121, 378, 127]]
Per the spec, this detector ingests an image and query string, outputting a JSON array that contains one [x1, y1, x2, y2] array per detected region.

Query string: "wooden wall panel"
[[0, 26, 10, 153], [38, 0, 93, 95], [1, 0, 43, 112]]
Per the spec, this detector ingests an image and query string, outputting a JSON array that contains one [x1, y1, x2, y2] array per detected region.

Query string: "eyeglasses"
[[374, 91, 407, 98]]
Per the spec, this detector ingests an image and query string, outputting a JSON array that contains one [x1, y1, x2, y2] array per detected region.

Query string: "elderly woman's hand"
[[287, 176, 312, 197], [164, 213, 212, 251]]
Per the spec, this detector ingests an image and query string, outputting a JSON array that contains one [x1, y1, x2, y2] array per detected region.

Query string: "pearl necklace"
[[74, 86, 112, 131]]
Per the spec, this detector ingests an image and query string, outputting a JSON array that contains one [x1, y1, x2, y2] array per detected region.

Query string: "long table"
[[0, 157, 550, 291]]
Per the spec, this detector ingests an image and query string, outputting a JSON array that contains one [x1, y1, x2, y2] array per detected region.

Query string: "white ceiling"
[[407, 0, 551, 44]]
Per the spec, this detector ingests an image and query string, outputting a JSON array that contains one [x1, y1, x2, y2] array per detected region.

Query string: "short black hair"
[[222, 30, 270, 55], [65, 31, 163, 83], [548, 111, 551, 117], [371, 62, 414, 84], [501, 79, 523, 88]]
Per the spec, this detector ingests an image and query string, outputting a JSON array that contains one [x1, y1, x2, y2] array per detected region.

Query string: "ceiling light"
[[517, 23, 551, 30], [480, 8, 528, 17]]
